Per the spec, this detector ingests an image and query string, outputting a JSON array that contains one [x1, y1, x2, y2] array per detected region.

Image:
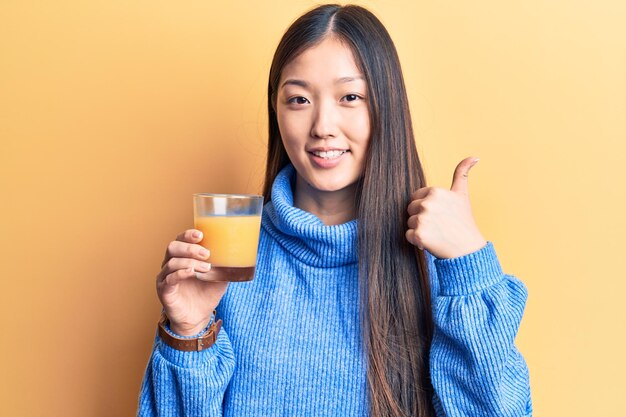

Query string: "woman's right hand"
[[156, 229, 229, 336]]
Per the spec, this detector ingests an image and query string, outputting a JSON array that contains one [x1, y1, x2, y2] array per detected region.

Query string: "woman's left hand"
[[406, 157, 487, 259]]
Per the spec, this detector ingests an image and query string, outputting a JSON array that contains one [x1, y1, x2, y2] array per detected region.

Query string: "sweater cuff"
[[433, 241, 503, 296]]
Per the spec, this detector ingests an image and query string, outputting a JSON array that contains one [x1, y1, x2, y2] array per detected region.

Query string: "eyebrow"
[[281, 79, 309, 88], [280, 75, 365, 89], [336, 75, 365, 84]]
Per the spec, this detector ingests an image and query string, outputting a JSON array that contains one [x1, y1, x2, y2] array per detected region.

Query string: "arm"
[[137, 322, 235, 417], [138, 228, 235, 416], [406, 157, 532, 415], [428, 243, 532, 416]]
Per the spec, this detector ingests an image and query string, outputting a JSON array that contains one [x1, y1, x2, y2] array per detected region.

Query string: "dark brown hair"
[[263, 5, 434, 417]]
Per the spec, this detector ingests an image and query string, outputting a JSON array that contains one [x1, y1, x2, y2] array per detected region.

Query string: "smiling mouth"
[[310, 150, 349, 159]]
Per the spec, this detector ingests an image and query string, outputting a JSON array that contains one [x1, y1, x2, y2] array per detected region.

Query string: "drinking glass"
[[193, 193, 263, 282]]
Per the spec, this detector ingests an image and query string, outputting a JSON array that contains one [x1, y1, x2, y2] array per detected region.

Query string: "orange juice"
[[194, 215, 262, 281]]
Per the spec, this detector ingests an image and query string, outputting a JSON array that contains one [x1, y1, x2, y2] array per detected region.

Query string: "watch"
[[157, 312, 222, 352]]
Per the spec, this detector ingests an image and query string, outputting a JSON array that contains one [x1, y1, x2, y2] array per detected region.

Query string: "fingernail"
[[195, 271, 211, 281], [199, 248, 210, 258], [192, 230, 202, 239], [197, 262, 211, 271]]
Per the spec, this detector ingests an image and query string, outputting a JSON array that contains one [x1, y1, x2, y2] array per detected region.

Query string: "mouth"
[[308, 149, 349, 160], [307, 148, 350, 169]]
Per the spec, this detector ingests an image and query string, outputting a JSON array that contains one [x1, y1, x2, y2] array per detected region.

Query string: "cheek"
[[347, 111, 370, 169], [348, 109, 371, 145], [276, 122, 305, 166], [277, 111, 306, 148]]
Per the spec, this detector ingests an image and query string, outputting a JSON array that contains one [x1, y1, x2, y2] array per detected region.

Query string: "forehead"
[[280, 37, 363, 83]]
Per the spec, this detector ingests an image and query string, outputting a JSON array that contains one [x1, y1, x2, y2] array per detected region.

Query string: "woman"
[[138, 4, 531, 417]]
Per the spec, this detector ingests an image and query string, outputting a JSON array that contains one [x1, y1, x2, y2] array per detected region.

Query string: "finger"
[[194, 270, 228, 282], [162, 240, 210, 267], [161, 230, 204, 267], [405, 229, 423, 250], [176, 229, 204, 243], [450, 157, 479, 194], [410, 187, 434, 201], [161, 267, 197, 286], [408, 196, 432, 216], [162, 257, 212, 276]]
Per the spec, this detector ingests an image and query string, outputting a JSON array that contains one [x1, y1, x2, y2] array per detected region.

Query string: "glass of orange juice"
[[193, 193, 264, 282]]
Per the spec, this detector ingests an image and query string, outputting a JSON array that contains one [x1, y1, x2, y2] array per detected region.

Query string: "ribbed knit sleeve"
[[137, 329, 235, 417], [429, 242, 532, 417]]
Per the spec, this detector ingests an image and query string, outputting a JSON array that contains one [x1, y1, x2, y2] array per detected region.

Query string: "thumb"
[[450, 157, 480, 194]]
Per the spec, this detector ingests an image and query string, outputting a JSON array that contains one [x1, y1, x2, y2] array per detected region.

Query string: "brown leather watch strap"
[[158, 312, 222, 352]]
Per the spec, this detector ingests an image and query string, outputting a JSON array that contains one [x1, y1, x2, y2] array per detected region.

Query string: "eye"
[[287, 96, 310, 105], [341, 94, 363, 102]]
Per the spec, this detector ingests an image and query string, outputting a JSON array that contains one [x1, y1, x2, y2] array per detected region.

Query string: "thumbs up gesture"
[[406, 157, 487, 259]]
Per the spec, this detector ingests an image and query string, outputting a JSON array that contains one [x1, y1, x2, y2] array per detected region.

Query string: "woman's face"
[[275, 36, 371, 195]]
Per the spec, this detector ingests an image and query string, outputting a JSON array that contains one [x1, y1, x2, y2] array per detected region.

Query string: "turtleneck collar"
[[261, 164, 358, 268]]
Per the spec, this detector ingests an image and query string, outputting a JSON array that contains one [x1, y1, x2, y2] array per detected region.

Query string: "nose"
[[310, 100, 339, 139]]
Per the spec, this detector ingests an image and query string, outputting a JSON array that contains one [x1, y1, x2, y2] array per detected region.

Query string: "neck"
[[293, 174, 357, 226]]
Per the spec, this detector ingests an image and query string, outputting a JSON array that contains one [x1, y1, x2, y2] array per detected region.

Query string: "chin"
[[294, 164, 362, 194], [308, 177, 360, 193]]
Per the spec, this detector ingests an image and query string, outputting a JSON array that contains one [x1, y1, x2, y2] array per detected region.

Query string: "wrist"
[[168, 316, 214, 337], [457, 237, 487, 258], [158, 311, 222, 352]]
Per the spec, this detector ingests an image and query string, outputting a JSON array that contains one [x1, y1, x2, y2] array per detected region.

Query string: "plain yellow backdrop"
[[1, 1, 625, 416]]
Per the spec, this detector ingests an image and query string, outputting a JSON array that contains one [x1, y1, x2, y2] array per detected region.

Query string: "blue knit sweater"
[[138, 165, 532, 416]]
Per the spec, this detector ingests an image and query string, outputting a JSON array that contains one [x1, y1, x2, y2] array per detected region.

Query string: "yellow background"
[[1, 1, 624, 416]]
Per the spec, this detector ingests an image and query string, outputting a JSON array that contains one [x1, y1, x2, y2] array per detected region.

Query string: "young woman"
[[138, 4, 532, 417]]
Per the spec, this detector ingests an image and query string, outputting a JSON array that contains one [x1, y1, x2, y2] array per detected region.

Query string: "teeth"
[[312, 150, 346, 159]]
